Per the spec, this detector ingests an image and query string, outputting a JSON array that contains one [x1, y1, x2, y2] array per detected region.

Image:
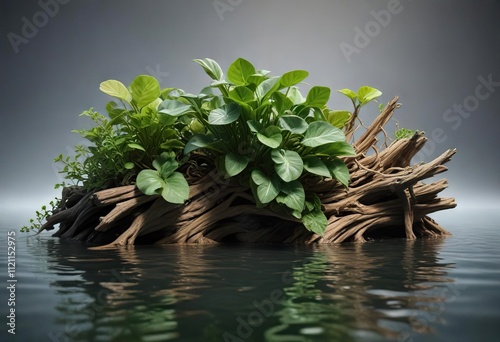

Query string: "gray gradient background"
[[1, 0, 499, 217]]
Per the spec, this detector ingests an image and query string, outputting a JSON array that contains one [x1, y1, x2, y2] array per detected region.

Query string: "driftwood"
[[39, 97, 456, 246]]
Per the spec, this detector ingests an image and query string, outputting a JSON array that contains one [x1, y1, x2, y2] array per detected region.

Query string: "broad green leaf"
[[256, 175, 281, 204], [130, 75, 161, 109], [287, 87, 305, 105], [305, 86, 331, 108], [326, 110, 351, 129], [271, 149, 303, 182], [315, 141, 356, 157], [208, 103, 241, 125], [136, 170, 164, 196], [251, 169, 267, 185], [158, 99, 192, 116], [256, 77, 281, 101], [278, 180, 305, 212], [280, 70, 309, 87], [225, 153, 249, 177], [227, 58, 256, 85], [229, 86, 255, 103], [161, 172, 189, 204], [301, 121, 346, 147], [302, 209, 327, 236], [99, 80, 132, 102], [325, 158, 350, 187], [357, 86, 382, 105], [184, 134, 217, 154], [257, 125, 282, 148], [303, 156, 331, 177], [247, 73, 266, 85], [338, 88, 357, 101], [127, 143, 146, 152], [278, 115, 308, 134], [193, 58, 223, 81]]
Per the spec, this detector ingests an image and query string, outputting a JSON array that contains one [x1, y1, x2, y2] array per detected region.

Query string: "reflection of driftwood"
[[40, 97, 455, 246]]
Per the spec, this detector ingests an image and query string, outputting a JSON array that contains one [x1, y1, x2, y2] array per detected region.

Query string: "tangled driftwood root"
[[39, 97, 455, 246]]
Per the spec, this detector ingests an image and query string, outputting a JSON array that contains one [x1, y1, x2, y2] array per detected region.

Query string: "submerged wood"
[[40, 97, 456, 246]]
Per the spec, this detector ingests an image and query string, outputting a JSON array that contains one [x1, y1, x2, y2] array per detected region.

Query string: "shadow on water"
[[26, 237, 457, 341]]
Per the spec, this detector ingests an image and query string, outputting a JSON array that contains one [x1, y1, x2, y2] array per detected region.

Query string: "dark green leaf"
[[225, 152, 249, 177], [278, 115, 308, 134], [278, 180, 305, 212], [184, 134, 217, 154], [303, 156, 331, 177], [257, 125, 282, 148], [325, 158, 350, 187], [302, 209, 327, 236], [127, 143, 146, 152], [158, 99, 192, 116]]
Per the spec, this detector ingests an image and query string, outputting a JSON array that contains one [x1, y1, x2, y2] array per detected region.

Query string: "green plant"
[[21, 198, 60, 233], [56, 76, 191, 190], [138, 57, 381, 235]]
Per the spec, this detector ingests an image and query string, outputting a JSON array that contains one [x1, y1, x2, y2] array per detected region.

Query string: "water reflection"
[[28, 237, 457, 341]]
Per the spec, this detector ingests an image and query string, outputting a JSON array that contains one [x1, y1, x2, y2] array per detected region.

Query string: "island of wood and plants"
[[23, 58, 456, 246]]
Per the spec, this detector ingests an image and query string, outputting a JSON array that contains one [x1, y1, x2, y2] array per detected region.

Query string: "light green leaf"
[[257, 125, 282, 148], [395, 127, 416, 140], [161, 172, 189, 204], [124, 162, 135, 170], [280, 70, 309, 87], [287, 87, 305, 105], [338, 88, 357, 101], [316, 141, 356, 157], [136, 170, 164, 196], [278, 180, 305, 212], [301, 121, 346, 147], [256, 77, 281, 101], [325, 158, 350, 187], [247, 73, 266, 85], [303, 156, 331, 177], [278, 115, 308, 134], [357, 86, 382, 106], [271, 149, 303, 182], [193, 58, 224, 81], [184, 134, 217, 154], [130, 75, 161, 108], [325, 110, 351, 129], [229, 86, 255, 103], [208, 103, 241, 125], [99, 80, 132, 103], [225, 153, 249, 177], [127, 143, 146, 152], [305, 86, 331, 108], [227, 58, 256, 85], [158, 99, 192, 116], [159, 159, 179, 179]]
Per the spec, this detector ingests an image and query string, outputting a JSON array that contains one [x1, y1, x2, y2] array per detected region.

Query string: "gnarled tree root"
[[41, 97, 456, 246]]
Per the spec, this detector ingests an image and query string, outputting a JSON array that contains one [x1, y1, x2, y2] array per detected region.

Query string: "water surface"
[[1, 208, 499, 341]]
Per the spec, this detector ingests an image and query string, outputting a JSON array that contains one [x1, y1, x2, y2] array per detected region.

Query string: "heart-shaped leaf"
[[303, 156, 331, 177], [325, 158, 350, 187], [280, 70, 309, 87], [227, 58, 256, 85], [338, 88, 357, 101], [277, 180, 305, 212], [208, 103, 241, 125], [225, 152, 249, 177], [271, 149, 303, 182], [161, 172, 189, 204], [305, 86, 331, 108], [257, 125, 282, 148], [136, 170, 164, 196], [357, 86, 382, 106]]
